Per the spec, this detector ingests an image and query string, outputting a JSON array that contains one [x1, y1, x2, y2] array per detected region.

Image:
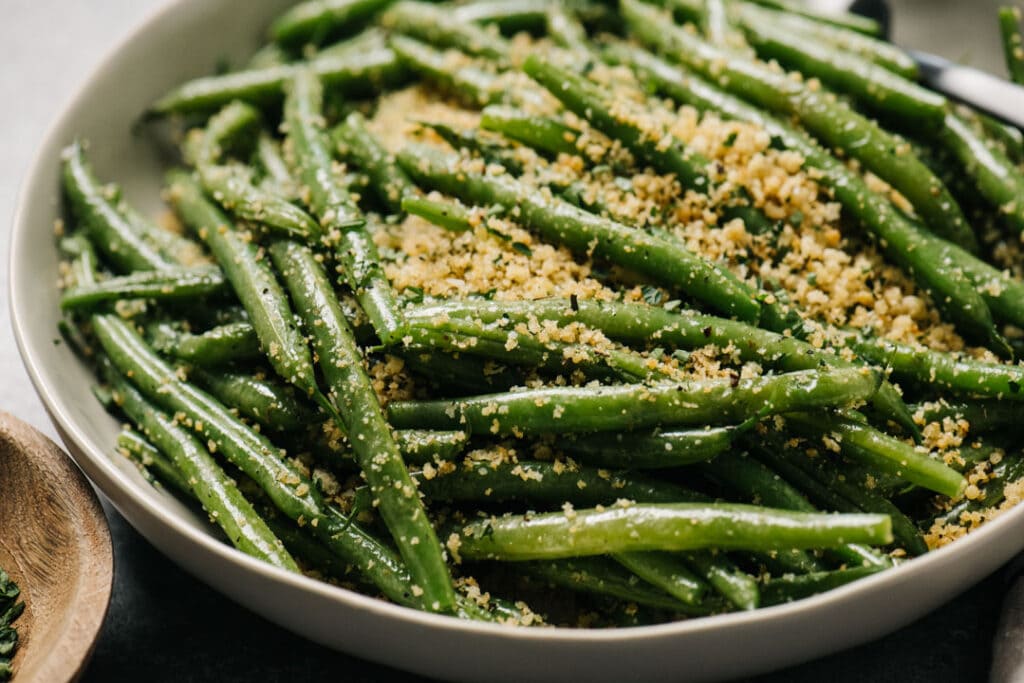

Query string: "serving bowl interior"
[[10, 1, 1024, 681]]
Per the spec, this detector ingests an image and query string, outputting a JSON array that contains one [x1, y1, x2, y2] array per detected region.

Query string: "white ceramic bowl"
[[10, 2, 1024, 681]]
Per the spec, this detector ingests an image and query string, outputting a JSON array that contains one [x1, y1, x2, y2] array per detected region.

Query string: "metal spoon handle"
[[912, 51, 1024, 130]]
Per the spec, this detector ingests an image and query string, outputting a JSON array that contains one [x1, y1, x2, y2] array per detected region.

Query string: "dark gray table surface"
[[0, 1, 1017, 681]]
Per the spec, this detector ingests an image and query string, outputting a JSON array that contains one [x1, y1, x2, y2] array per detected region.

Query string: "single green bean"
[[388, 366, 881, 436], [562, 424, 748, 469], [760, 566, 884, 606], [1000, 6, 1024, 85], [523, 557, 717, 614], [150, 48, 408, 115], [148, 321, 262, 367], [480, 105, 580, 157], [271, 0, 393, 48], [787, 413, 966, 498], [738, 3, 916, 78], [453, 503, 893, 560], [382, 1, 510, 61], [332, 111, 414, 213], [60, 266, 225, 310], [191, 367, 321, 433], [612, 552, 708, 606], [743, 0, 882, 36], [847, 335, 1024, 402], [938, 112, 1024, 234]]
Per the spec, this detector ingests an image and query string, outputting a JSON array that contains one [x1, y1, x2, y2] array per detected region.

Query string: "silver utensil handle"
[[912, 51, 1024, 130]]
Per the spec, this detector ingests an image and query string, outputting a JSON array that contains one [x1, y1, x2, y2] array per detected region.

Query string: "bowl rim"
[[9, 0, 1024, 650]]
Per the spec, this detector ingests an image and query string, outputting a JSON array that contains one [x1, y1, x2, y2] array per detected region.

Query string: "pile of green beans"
[[54, 0, 1024, 629]]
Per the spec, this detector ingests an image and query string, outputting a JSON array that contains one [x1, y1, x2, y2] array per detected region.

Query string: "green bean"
[[406, 459, 705, 507], [60, 266, 226, 310], [523, 56, 706, 190], [400, 348, 523, 395], [682, 551, 760, 610], [91, 314, 430, 610], [786, 413, 966, 498], [390, 429, 469, 466], [117, 428, 192, 494], [621, 1, 977, 256], [382, 1, 510, 61], [912, 400, 1024, 435], [184, 101, 260, 168], [757, 434, 926, 554], [387, 366, 881, 436], [979, 112, 1024, 163], [191, 367, 321, 433], [523, 56, 778, 239], [246, 43, 292, 70], [702, 0, 732, 45], [270, 0, 393, 48], [938, 112, 1024, 234], [736, 12, 946, 129], [197, 164, 322, 240], [939, 452, 1024, 526], [149, 321, 262, 367], [397, 144, 765, 324], [284, 69, 405, 344], [61, 142, 173, 272], [612, 552, 708, 605], [401, 195, 474, 232], [701, 451, 892, 566], [545, 6, 590, 55], [150, 48, 408, 115], [332, 111, 414, 213], [760, 566, 884, 606], [561, 424, 748, 469], [738, 3, 916, 78], [610, 43, 1008, 353], [452, 503, 893, 560], [847, 335, 1024, 402], [453, 0, 550, 33], [1000, 6, 1024, 85], [269, 238, 456, 613], [400, 315, 662, 383], [254, 134, 300, 199], [406, 297, 918, 437], [116, 202, 210, 267], [388, 35, 500, 107], [743, 0, 882, 36], [523, 557, 717, 614], [414, 120, 523, 174], [480, 105, 580, 157], [105, 364, 299, 571], [167, 171, 323, 404]]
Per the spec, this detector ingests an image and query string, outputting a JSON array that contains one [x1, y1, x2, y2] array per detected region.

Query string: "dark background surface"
[[1, 1, 1018, 681]]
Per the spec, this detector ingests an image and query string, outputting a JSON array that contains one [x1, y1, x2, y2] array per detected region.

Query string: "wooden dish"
[[0, 412, 113, 682]]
